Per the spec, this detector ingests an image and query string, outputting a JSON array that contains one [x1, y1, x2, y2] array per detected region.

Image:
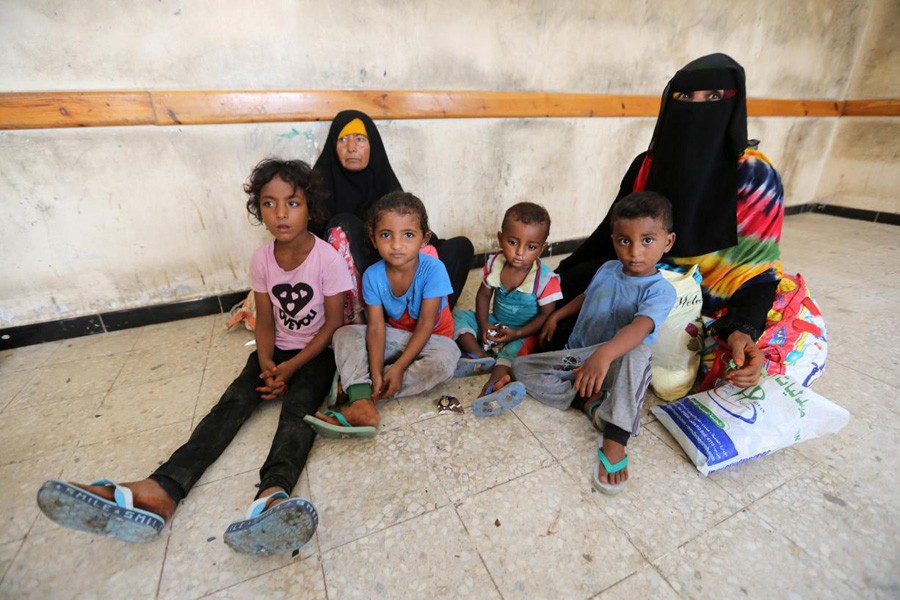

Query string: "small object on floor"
[[303, 412, 377, 438], [454, 354, 496, 378], [436, 395, 464, 415], [472, 382, 526, 417], [224, 492, 318, 555], [36, 479, 166, 543], [591, 435, 628, 496]]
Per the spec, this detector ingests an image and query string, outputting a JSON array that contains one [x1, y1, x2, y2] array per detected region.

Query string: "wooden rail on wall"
[[0, 91, 897, 130]]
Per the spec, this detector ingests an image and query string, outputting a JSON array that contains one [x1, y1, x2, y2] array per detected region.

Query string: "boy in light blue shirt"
[[512, 191, 676, 495]]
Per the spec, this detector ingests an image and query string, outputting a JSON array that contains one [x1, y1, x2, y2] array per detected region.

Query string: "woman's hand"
[[725, 331, 764, 388]]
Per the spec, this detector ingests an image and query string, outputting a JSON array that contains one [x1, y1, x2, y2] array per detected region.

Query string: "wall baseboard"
[[1, 204, 895, 350]]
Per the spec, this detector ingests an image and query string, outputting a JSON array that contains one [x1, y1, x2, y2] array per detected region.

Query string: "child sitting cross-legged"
[[452, 202, 562, 408], [304, 191, 460, 436], [512, 191, 677, 495]]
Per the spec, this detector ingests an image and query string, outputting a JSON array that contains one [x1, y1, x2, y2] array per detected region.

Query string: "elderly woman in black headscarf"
[[313, 110, 474, 322], [555, 54, 788, 390]]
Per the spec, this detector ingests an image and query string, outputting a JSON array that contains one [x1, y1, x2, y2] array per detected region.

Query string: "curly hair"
[[366, 191, 430, 239], [609, 191, 674, 232], [243, 158, 328, 229], [502, 201, 551, 239]]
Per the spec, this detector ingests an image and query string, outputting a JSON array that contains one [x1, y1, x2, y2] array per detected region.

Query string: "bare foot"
[[77, 478, 177, 521], [314, 398, 380, 428], [482, 373, 512, 396], [597, 438, 629, 486], [257, 486, 289, 510]]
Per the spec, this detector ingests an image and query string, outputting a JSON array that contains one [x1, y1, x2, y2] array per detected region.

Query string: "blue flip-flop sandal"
[[303, 411, 377, 438], [224, 492, 318, 555], [471, 382, 526, 417], [591, 435, 628, 495], [36, 479, 166, 543], [454, 354, 496, 378]]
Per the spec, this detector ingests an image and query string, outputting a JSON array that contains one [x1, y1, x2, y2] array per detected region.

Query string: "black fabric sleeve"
[[557, 152, 647, 274], [710, 280, 778, 341]]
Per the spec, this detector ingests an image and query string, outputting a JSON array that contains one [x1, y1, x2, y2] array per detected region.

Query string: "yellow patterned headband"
[[337, 118, 367, 139]]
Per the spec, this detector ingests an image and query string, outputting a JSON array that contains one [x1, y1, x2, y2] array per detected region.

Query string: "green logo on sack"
[[689, 398, 726, 429]]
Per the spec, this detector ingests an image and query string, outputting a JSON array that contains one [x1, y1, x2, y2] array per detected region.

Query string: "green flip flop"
[[303, 411, 376, 439]]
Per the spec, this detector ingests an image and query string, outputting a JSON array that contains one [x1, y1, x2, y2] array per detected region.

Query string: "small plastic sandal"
[[224, 492, 318, 555], [454, 354, 496, 378], [36, 479, 165, 543], [591, 435, 628, 496], [472, 382, 526, 417]]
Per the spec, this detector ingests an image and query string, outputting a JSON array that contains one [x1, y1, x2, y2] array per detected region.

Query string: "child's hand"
[[539, 314, 558, 346], [573, 351, 610, 398], [488, 325, 518, 345], [379, 365, 405, 399], [257, 365, 287, 400], [371, 371, 384, 399]]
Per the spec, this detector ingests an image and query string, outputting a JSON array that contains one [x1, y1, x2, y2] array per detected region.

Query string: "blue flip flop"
[[591, 435, 628, 495], [224, 492, 318, 555], [36, 479, 166, 543], [454, 354, 496, 378], [471, 382, 526, 417], [303, 411, 377, 438]]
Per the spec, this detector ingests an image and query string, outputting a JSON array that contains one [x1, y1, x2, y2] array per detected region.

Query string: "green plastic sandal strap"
[[597, 447, 629, 474], [323, 409, 352, 428], [587, 400, 603, 417]]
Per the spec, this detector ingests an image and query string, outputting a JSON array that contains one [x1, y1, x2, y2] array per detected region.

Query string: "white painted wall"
[[0, 0, 893, 326]]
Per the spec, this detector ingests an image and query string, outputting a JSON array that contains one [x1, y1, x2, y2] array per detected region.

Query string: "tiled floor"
[[0, 213, 897, 599]]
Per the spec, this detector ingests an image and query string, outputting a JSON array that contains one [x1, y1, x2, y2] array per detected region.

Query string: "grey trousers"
[[333, 324, 461, 398], [511, 343, 652, 435]]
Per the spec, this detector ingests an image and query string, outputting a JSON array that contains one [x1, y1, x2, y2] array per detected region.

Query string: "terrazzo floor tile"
[[0, 539, 22, 584], [0, 524, 169, 600], [654, 509, 857, 599], [706, 446, 817, 505], [82, 372, 201, 443], [205, 323, 255, 373], [205, 556, 327, 599], [158, 470, 312, 600], [456, 464, 646, 599], [5, 352, 127, 409], [414, 406, 555, 502], [560, 426, 743, 561], [596, 565, 680, 600], [307, 426, 449, 552], [0, 369, 32, 412], [48, 328, 140, 364], [133, 315, 217, 349], [0, 393, 101, 465], [0, 341, 62, 375], [322, 505, 498, 599], [750, 465, 899, 597], [511, 394, 598, 461], [0, 452, 68, 545], [112, 337, 210, 389]]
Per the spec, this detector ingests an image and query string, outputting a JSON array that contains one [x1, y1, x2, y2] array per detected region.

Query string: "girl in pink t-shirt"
[[37, 159, 352, 556]]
